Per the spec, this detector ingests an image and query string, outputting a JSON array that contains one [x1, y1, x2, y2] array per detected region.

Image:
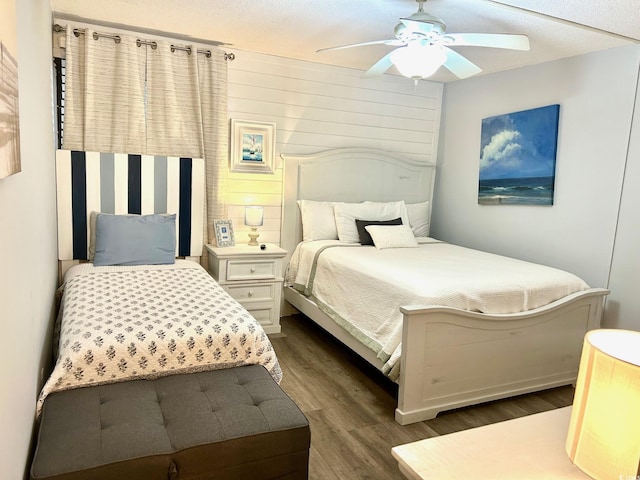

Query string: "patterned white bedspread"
[[38, 260, 282, 415], [286, 239, 590, 379]]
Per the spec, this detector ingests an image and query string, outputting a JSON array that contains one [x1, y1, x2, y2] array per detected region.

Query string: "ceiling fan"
[[317, 0, 530, 84]]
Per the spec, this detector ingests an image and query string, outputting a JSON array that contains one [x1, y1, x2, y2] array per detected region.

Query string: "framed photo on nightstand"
[[213, 219, 235, 247]]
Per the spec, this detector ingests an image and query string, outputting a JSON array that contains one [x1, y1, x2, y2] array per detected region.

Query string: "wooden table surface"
[[392, 407, 591, 479]]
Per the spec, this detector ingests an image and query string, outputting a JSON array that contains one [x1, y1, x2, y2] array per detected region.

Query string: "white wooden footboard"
[[395, 288, 609, 425]]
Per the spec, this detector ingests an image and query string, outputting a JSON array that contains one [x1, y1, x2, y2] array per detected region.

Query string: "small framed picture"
[[229, 119, 276, 174], [213, 219, 235, 247]]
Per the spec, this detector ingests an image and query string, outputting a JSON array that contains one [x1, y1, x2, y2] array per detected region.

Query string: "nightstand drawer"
[[245, 306, 274, 326], [226, 283, 274, 303], [226, 259, 277, 281]]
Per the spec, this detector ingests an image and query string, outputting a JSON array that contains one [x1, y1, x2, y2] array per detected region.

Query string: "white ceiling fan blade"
[[442, 47, 482, 79], [317, 39, 404, 53], [362, 51, 396, 78], [445, 33, 530, 50]]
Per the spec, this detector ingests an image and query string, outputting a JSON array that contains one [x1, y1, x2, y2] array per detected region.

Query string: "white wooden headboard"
[[280, 148, 437, 258]]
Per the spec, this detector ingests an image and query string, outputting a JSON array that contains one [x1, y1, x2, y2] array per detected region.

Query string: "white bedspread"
[[286, 239, 590, 379], [38, 260, 282, 415]]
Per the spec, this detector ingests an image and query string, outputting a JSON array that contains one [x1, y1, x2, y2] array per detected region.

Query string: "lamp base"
[[247, 228, 260, 246]]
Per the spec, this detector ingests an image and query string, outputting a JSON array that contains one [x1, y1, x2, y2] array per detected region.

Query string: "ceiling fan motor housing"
[[395, 10, 446, 42]]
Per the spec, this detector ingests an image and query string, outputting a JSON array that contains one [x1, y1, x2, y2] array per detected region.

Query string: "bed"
[[281, 148, 609, 425], [38, 150, 282, 414]]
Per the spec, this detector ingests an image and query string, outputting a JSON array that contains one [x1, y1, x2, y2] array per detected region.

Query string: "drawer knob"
[[250, 267, 256, 273], [248, 290, 253, 297]]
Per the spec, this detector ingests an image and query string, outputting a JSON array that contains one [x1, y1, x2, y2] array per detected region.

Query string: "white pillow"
[[365, 224, 419, 249], [334, 201, 410, 243], [405, 201, 430, 237], [297, 200, 338, 241]]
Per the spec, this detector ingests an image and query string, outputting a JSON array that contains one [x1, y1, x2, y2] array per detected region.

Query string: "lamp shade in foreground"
[[566, 329, 640, 479]]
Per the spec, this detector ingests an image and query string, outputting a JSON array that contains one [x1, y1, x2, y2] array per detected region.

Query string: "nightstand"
[[206, 243, 287, 335]]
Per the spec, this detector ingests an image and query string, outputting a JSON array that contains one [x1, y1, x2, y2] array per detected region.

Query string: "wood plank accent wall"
[[226, 50, 443, 246]]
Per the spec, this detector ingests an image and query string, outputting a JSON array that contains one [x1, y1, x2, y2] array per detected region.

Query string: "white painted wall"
[[432, 45, 640, 329], [227, 51, 443, 246], [0, 1, 57, 478], [605, 64, 640, 330]]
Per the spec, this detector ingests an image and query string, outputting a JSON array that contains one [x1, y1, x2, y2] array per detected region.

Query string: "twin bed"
[[281, 148, 608, 425], [39, 150, 281, 414]]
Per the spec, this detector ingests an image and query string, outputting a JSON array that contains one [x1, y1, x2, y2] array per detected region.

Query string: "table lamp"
[[566, 329, 640, 479], [244, 206, 264, 246]]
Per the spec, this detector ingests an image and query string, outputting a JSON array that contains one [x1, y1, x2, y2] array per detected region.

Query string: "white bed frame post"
[[281, 153, 304, 279]]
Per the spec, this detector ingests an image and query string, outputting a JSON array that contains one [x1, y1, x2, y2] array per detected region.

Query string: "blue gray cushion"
[[94, 213, 176, 266]]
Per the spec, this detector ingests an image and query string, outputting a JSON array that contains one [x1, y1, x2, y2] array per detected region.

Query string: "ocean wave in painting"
[[478, 176, 554, 205]]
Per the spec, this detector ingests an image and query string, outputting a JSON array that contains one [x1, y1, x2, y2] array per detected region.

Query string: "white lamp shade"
[[244, 206, 264, 227], [566, 329, 640, 479], [390, 43, 446, 81]]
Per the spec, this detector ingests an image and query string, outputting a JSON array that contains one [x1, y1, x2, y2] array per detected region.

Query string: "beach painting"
[[229, 119, 275, 174], [478, 104, 559, 205], [241, 132, 264, 162], [0, 0, 21, 180]]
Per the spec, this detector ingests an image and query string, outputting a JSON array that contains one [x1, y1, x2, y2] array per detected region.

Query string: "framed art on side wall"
[[213, 219, 235, 247], [229, 119, 276, 174], [0, 0, 21, 180], [478, 104, 560, 206]]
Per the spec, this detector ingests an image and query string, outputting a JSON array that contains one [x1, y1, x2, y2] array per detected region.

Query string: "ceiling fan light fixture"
[[390, 43, 446, 84], [318, 0, 529, 82]]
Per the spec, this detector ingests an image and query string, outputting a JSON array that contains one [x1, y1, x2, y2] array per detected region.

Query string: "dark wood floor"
[[269, 314, 575, 480]]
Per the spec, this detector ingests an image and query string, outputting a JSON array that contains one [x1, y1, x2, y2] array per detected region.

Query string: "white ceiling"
[[51, 0, 640, 83]]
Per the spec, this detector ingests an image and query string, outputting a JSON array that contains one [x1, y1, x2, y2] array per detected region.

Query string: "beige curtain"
[[61, 26, 229, 253], [63, 29, 146, 153], [146, 40, 203, 157], [197, 48, 229, 240]]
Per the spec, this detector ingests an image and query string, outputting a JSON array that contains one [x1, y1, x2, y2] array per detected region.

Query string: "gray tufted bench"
[[31, 365, 310, 480]]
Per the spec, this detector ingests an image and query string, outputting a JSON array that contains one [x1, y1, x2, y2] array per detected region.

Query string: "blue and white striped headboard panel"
[[56, 150, 205, 261]]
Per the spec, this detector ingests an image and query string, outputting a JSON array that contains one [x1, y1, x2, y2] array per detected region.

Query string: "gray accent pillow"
[[355, 217, 403, 246], [94, 213, 176, 266]]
